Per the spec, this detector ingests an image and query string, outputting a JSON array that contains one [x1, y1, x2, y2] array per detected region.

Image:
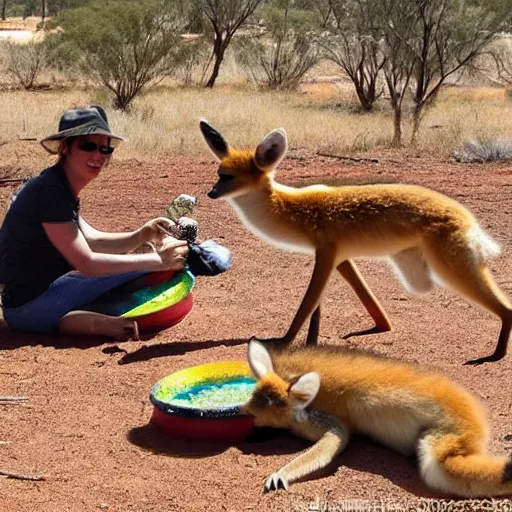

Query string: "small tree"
[[319, 0, 386, 112], [47, 0, 88, 16], [235, 0, 319, 90], [5, 40, 47, 90], [195, 0, 264, 88], [380, 0, 512, 146], [311, 0, 333, 29], [409, 0, 511, 143], [294, 0, 333, 29], [22, 0, 38, 18], [489, 36, 512, 89], [174, 38, 211, 86], [52, 0, 186, 110], [379, 0, 417, 146]]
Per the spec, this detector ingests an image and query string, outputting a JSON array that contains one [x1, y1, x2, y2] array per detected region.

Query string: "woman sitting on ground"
[[0, 105, 188, 340]]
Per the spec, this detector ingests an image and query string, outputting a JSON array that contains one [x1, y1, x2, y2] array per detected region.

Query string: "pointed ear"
[[290, 372, 320, 409], [199, 119, 229, 160], [254, 129, 288, 170], [247, 340, 274, 380]]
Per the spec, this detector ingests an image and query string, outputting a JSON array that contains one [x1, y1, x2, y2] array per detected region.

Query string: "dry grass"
[[0, 16, 41, 31], [0, 85, 392, 160], [417, 86, 512, 156], [1, 77, 511, 162], [116, 85, 393, 157], [1, 22, 512, 161], [1, 26, 511, 162], [0, 90, 91, 141]]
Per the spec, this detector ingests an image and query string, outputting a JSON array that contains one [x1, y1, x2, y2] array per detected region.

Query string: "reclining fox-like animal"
[[243, 340, 512, 497], [199, 120, 511, 365]]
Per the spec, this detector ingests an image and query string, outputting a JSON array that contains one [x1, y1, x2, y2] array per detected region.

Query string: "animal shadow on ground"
[[128, 423, 303, 460], [0, 320, 248, 358], [115, 338, 248, 365], [128, 422, 443, 498]]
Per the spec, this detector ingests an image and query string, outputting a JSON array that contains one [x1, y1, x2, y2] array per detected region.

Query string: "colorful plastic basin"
[[134, 292, 193, 334], [84, 269, 195, 334], [149, 361, 256, 441], [121, 270, 194, 318]]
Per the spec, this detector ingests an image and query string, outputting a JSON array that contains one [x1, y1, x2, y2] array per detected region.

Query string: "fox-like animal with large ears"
[[199, 120, 511, 365], [243, 340, 512, 496]]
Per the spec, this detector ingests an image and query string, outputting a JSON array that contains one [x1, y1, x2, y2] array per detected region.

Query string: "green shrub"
[[49, 0, 188, 110], [5, 40, 48, 90]]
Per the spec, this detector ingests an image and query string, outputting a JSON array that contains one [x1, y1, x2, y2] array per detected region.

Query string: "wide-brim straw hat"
[[40, 105, 124, 154]]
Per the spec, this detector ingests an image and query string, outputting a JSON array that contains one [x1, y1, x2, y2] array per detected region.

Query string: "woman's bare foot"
[[59, 311, 139, 340]]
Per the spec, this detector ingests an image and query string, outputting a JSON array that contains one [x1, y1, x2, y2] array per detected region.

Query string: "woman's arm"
[[78, 216, 178, 254], [43, 221, 188, 276], [78, 217, 143, 254]]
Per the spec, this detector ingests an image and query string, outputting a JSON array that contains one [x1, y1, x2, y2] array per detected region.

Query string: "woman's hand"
[[157, 236, 189, 270], [139, 217, 179, 247]]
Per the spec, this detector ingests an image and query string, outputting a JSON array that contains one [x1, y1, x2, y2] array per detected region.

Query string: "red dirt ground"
[[0, 151, 511, 511]]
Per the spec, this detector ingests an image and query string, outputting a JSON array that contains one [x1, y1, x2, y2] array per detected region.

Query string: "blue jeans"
[[3, 271, 148, 335]]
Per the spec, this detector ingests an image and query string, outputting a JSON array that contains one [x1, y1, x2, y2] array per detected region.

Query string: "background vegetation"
[[0, 0, 512, 160]]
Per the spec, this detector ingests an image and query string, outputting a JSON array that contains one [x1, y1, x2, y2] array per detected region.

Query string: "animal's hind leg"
[[423, 240, 512, 365], [337, 259, 392, 338]]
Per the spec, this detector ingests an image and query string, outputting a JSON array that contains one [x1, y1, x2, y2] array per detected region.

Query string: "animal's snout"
[[208, 186, 220, 199]]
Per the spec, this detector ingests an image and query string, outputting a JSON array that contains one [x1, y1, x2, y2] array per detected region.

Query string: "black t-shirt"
[[0, 163, 80, 307]]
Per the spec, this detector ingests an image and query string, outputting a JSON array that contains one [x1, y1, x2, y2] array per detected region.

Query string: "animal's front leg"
[[252, 249, 336, 346], [264, 415, 349, 492], [305, 306, 321, 346]]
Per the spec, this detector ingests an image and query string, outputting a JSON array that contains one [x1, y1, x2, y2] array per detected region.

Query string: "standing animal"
[[243, 340, 512, 497], [199, 120, 511, 365]]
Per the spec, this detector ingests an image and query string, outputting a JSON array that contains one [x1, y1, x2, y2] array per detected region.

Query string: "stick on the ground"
[[0, 178, 26, 185], [0, 469, 45, 481], [316, 151, 379, 164], [0, 396, 29, 403]]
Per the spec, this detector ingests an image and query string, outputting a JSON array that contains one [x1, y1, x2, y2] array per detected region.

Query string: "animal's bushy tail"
[[466, 224, 501, 264], [419, 434, 512, 497]]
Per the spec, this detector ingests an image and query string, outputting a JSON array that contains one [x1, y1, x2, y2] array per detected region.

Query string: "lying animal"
[[242, 340, 512, 497]]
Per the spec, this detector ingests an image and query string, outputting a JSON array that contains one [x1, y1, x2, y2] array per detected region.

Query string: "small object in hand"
[[187, 240, 232, 276], [164, 193, 231, 277], [167, 194, 197, 222], [177, 217, 198, 244], [155, 224, 178, 239]]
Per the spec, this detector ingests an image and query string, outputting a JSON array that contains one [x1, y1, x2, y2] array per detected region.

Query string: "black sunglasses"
[[77, 141, 115, 155]]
